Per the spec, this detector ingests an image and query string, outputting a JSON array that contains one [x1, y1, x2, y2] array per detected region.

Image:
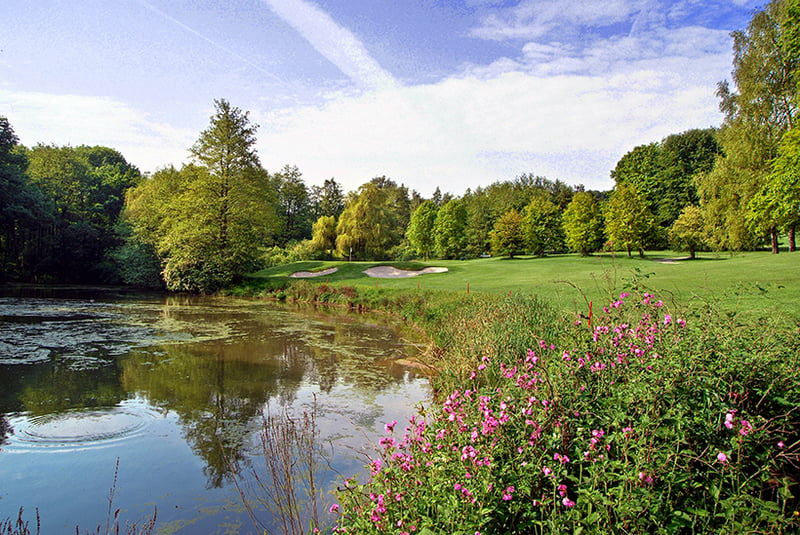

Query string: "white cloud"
[[2, 90, 194, 172], [248, 3, 734, 196], [261, 0, 397, 91], [254, 44, 725, 196]]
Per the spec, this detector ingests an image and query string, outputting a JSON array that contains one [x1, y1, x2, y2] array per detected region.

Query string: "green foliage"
[[603, 184, 656, 257], [522, 196, 564, 256], [335, 178, 410, 260], [749, 126, 800, 237], [562, 192, 604, 256], [310, 215, 338, 257], [23, 142, 141, 282], [406, 200, 439, 260], [669, 205, 707, 259], [123, 100, 279, 292], [490, 209, 526, 258], [434, 199, 468, 259], [274, 164, 312, 245], [698, 0, 799, 251], [310, 178, 345, 220], [612, 129, 720, 234], [0, 117, 54, 282]]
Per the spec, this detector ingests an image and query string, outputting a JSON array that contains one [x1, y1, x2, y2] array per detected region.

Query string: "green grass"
[[247, 251, 800, 320]]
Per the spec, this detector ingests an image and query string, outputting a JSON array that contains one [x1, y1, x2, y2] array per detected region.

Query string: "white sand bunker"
[[289, 267, 338, 278], [364, 266, 448, 278]]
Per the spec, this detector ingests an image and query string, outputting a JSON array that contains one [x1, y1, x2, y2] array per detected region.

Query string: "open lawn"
[[249, 250, 799, 320]]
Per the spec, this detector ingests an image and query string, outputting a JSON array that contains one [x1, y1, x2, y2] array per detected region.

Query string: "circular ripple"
[[8, 400, 162, 451]]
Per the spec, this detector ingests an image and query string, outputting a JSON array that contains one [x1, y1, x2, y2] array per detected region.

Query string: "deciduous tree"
[[562, 192, 604, 256], [669, 205, 707, 259], [522, 196, 564, 256], [604, 184, 656, 257], [490, 209, 526, 258], [406, 200, 438, 260]]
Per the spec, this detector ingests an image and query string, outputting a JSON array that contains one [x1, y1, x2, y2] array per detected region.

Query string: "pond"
[[0, 287, 430, 534]]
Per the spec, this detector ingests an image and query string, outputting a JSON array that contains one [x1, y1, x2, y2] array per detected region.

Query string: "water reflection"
[[0, 290, 428, 533]]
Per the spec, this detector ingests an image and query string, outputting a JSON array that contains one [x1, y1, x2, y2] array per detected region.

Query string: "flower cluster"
[[332, 291, 799, 534]]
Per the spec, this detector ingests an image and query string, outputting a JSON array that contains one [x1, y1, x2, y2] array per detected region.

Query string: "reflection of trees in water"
[[0, 415, 11, 447], [0, 362, 125, 416], [121, 340, 305, 488], [111, 302, 422, 488]]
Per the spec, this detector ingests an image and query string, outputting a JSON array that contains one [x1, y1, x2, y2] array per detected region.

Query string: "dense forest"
[[2, 0, 799, 293]]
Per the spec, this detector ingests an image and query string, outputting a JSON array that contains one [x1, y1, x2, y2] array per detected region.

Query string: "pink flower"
[[502, 486, 515, 501], [663, 314, 672, 325], [542, 466, 552, 476], [717, 452, 728, 464], [384, 420, 397, 433], [562, 497, 575, 508], [778, 441, 785, 448], [739, 420, 753, 436], [329, 504, 339, 513]]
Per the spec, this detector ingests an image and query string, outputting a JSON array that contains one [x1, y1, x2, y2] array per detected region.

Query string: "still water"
[[0, 287, 430, 533]]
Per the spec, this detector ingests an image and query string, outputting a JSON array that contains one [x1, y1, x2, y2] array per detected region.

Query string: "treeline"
[[2, 0, 799, 292]]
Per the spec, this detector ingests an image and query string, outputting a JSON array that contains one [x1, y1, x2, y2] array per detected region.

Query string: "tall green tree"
[[125, 99, 279, 292], [669, 205, 707, 259], [603, 184, 656, 257], [274, 165, 312, 245], [433, 199, 467, 259], [612, 129, 720, 241], [0, 117, 53, 282], [562, 192, 604, 256], [310, 178, 345, 220], [522, 196, 564, 256], [25, 143, 141, 282], [698, 0, 799, 252], [749, 127, 800, 251], [490, 209, 526, 258], [406, 200, 439, 260], [310, 215, 338, 257], [335, 183, 394, 260]]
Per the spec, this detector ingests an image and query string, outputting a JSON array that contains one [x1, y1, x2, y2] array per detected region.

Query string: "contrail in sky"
[[261, 0, 398, 91], [133, 0, 294, 90]]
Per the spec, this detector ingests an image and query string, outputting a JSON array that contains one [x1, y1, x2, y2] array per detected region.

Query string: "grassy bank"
[[242, 251, 800, 322], [235, 254, 800, 534]]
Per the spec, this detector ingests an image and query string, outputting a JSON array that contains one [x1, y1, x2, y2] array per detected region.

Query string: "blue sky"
[[2, 0, 762, 196]]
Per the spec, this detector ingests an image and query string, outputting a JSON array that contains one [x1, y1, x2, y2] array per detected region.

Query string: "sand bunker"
[[363, 266, 448, 278], [289, 267, 338, 278]]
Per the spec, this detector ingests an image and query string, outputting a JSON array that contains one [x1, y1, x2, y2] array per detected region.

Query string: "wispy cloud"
[[261, 0, 397, 91]]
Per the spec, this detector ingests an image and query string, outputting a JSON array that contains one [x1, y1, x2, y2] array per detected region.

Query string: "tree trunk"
[[771, 227, 779, 254], [790, 224, 796, 252], [689, 249, 696, 260]]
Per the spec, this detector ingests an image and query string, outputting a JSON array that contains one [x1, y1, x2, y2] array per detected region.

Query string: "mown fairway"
[[250, 251, 799, 320]]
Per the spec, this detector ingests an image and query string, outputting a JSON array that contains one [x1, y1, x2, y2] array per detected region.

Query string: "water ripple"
[[6, 399, 164, 452]]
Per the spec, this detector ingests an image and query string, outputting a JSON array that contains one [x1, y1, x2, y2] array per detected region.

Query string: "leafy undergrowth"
[[330, 292, 800, 534]]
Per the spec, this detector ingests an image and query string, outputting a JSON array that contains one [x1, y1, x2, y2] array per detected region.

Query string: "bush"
[[331, 292, 800, 534]]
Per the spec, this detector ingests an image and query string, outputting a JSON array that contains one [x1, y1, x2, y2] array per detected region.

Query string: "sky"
[[1, 0, 764, 196]]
